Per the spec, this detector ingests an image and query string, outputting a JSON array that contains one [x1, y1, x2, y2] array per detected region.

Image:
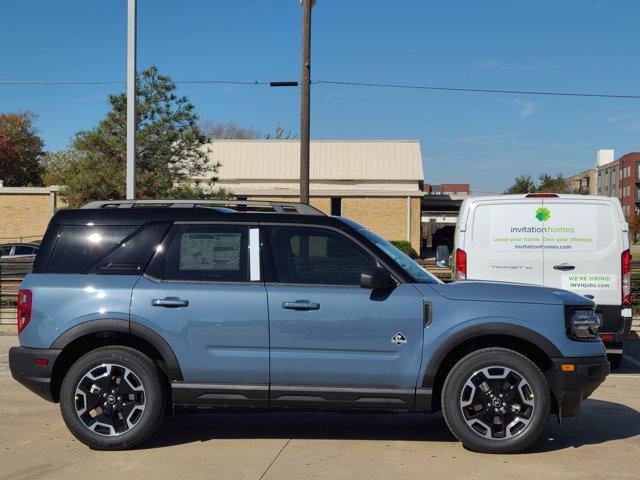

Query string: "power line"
[[0, 80, 271, 86], [1, 77, 638, 100], [314, 80, 640, 100]]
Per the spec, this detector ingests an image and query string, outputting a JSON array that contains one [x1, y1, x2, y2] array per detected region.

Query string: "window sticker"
[[179, 232, 241, 271]]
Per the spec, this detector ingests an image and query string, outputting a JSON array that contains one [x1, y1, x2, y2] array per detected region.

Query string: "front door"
[[265, 225, 425, 408], [131, 223, 269, 405]]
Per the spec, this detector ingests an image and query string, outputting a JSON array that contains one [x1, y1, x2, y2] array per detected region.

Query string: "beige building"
[[566, 168, 596, 195], [196, 140, 425, 253], [0, 186, 62, 243]]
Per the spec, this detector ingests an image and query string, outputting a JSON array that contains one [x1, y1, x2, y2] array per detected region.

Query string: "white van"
[[454, 193, 632, 368]]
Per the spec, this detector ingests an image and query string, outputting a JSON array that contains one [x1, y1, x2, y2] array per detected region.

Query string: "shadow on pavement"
[[527, 398, 640, 453], [141, 398, 640, 452], [144, 411, 455, 449]]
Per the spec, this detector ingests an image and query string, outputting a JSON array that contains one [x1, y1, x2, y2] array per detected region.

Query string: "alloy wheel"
[[74, 363, 146, 436], [459, 365, 535, 440]]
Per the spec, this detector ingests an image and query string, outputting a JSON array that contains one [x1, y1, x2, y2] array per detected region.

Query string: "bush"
[[390, 240, 418, 259], [632, 273, 640, 316]]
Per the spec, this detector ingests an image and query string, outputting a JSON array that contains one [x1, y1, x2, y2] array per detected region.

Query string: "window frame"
[[143, 221, 261, 285], [261, 223, 401, 288]]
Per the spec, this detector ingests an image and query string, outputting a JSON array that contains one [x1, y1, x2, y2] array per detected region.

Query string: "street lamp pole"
[[126, 0, 137, 199], [299, 0, 312, 205]]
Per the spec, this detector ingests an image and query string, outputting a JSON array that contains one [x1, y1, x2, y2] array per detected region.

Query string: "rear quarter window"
[[47, 224, 169, 274]]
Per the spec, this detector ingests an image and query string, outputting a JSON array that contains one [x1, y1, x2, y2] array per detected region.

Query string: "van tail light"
[[455, 248, 467, 280], [622, 249, 631, 307], [17, 289, 32, 334]]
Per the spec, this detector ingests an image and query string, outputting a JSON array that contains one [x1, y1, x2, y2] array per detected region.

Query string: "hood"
[[426, 280, 594, 306]]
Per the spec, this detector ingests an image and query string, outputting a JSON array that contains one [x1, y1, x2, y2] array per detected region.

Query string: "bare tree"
[[200, 120, 262, 140]]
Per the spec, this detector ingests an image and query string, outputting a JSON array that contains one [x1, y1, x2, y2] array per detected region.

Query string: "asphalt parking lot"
[[1, 335, 639, 480]]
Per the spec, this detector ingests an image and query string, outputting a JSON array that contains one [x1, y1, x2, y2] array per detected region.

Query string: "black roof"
[[51, 207, 351, 229]]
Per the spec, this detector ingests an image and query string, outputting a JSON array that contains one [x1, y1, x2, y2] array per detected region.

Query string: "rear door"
[[541, 198, 623, 306], [465, 198, 544, 285], [131, 222, 269, 405]]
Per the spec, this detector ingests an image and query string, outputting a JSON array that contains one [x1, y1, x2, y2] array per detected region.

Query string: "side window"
[[163, 224, 250, 282], [270, 226, 376, 285], [48, 226, 138, 274], [1, 245, 12, 256]]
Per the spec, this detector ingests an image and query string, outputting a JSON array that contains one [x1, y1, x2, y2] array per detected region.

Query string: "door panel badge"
[[391, 332, 407, 346]]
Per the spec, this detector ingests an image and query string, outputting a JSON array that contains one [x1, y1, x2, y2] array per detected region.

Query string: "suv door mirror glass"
[[360, 266, 395, 290]]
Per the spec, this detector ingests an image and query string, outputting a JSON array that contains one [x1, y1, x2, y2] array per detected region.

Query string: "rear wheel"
[[442, 348, 550, 454], [60, 346, 165, 450]]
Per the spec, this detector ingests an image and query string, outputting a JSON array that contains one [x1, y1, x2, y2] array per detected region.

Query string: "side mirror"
[[360, 266, 395, 290], [435, 245, 450, 268]]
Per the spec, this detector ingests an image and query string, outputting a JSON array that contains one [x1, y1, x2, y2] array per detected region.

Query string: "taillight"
[[456, 248, 467, 280], [622, 249, 631, 307], [17, 289, 32, 334]]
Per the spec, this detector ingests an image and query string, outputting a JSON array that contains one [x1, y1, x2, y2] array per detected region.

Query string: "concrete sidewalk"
[[1, 335, 640, 480]]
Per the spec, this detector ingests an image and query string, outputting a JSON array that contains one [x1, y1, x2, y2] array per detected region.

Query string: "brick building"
[[566, 169, 596, 195], [0, 186, 63, 243], [617, 152, 640, 218], [424, 183, 470, 196], [195, 140, 424, 253]]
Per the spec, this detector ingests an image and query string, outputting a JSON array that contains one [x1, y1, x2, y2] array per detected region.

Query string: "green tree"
[[45, 66, 218, 207], [504, 174, 536, 194], [266, 123, 296, 140], [505, 173, 573, 195], [535, 173, 572, 193], [0, 112, 44, 186]]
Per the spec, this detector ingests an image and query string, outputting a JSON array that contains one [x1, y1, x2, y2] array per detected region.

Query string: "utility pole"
[[126, 0, 137, 199], [299, 0, 312, 204]]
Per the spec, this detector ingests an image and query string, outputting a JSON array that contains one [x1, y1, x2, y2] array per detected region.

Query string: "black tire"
[[60, 346, 166, 450], [608, 353, 623, 371], [441, 348, 551, 454]]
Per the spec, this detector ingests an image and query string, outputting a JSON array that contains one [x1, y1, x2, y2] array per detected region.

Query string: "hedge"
[[389, 240, 419, 259]]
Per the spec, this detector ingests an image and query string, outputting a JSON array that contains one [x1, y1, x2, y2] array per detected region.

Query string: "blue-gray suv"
[[9, 200, 609, 453]]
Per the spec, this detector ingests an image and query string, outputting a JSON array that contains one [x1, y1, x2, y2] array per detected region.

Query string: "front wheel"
[[442, 347, 551, 454], [60, 346, 166, 450]]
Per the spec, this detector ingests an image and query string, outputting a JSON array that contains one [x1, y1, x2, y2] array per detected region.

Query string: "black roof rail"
[[80, 199, 325, 216]]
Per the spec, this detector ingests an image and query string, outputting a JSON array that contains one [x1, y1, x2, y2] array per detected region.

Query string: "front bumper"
[[551, 355, 609, 418], [9, 346, 61, 402]]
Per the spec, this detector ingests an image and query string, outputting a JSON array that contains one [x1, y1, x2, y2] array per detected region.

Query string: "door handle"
[[553, 263, 575, 271], [151, 297, 189, 308], [282, 300, 320, 311]]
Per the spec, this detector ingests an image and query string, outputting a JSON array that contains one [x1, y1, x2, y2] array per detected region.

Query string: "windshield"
[[358, 229, 441, 284]]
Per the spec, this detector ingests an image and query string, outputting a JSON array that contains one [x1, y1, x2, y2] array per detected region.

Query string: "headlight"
[[566, 308, 601, 341]]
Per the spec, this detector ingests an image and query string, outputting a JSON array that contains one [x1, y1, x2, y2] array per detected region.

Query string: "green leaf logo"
[[535, 207, 550, 222]]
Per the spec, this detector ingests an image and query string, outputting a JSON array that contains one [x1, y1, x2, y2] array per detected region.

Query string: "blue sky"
[[1, 0, 639, 193]]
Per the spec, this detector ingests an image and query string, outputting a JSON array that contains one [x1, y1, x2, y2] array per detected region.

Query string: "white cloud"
[[514, 99, 537, 119], [605, 113, 636, 123]]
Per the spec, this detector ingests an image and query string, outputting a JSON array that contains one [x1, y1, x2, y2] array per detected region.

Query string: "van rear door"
[[466, 198, 544, 284], [541, 198, 623, 307]]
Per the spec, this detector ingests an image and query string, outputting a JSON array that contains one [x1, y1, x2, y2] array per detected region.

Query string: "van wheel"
[[441, 347, 550, 454], [608, 353, 622, 371], [60, 346, 165, 450]]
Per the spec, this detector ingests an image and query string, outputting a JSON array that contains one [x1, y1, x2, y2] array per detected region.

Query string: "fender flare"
[[50, 318, 183, 381], [420, 322, 562, 389]]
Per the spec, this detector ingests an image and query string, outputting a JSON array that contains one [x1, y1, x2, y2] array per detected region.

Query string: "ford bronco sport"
[[9, 200, 609, 453]]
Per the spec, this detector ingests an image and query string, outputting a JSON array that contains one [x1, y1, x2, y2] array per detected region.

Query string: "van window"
[[270, 226, 375, 285], [48, 226, 137, 274], [162, 224, 249, 282]]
